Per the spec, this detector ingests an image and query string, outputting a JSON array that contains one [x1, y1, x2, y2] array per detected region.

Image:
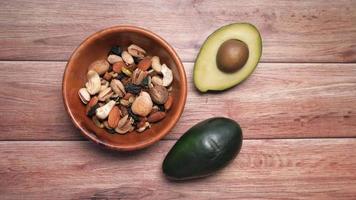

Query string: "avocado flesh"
[[194, 23, 262, 92]]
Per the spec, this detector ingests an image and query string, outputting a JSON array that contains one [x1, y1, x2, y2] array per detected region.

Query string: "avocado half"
[[193, 23, 262, 92]]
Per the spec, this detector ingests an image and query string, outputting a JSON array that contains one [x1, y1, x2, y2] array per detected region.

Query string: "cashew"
[[121, 51, 134, 65], [151, 56, 162, 72], [161, 64, 173, 87], [78, 88, 90, 104], [96, 100, 115, 120], [128, 44, 146, 58], [85, 70, 101, 95]]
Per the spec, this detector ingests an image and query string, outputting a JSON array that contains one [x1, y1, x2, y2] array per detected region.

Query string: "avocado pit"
[[216, 39, 249, 73]]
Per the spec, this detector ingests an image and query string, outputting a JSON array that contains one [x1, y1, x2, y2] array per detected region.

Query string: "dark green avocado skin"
[[162, 117, 243, 180]]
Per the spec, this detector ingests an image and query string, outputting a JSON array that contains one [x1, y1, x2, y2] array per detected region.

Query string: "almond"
[[86, 97, 99, 117], [137, 57, 152, 71], [147, 111, 166, 123], [164, 95, 173, 110], [108, 106, 121, 128], [113, 61, 126, 73]]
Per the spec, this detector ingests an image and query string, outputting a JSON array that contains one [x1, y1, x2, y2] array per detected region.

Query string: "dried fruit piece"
[[122, 51, 134, 65], [96, 100, 116, 120], [164, 95, 173, 110], [147, 111, 166, 123], [110, 46, 122, 56], [85, 70, 101, 95], [108, 106, 121, 128], [161, 64, 173, 86], [137, 57, 152, 71], [128, 44, 146, 58], [121, 66, 132, 77], [78, 88, 90, 104], [116, 73, 126, 80], [113, 61, 126, 73], [151, 56, 162, 72], [149, 85, 169, 104], [89, 59, 110, 75], [125, 83, 141, 95], [107, 54, 122, 64], [131, 91, 153, 117]]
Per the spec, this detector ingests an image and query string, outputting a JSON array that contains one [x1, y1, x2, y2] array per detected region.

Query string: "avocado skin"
[[162, 117, 243, 180]]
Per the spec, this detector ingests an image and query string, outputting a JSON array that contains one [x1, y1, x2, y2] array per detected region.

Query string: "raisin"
[[116, 73, 126, 80], [87, 104, 99, 117], [125, 83, 141, 95], [109, 46, 122, 56], [141, 76, 149, 87], [158, 104, 165, 112], [133, 56, 142, 65], [128, 107, 140, 123], [108, 65, 113, 72], [107, 128, 116, 134]]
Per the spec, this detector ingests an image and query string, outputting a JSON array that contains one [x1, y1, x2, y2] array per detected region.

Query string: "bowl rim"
[[62, 25, 187, 151]]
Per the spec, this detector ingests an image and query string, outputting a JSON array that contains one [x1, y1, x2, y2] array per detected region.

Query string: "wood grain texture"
[[0, 0, 356, 62], [1, 139, 356, 199], [1, 61, 355, 140]]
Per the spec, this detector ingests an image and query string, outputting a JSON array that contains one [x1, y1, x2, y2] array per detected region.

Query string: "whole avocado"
[[162, 117, 243, 180]]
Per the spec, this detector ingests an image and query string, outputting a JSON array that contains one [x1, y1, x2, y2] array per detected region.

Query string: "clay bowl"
[[63, 26, 187, 151]]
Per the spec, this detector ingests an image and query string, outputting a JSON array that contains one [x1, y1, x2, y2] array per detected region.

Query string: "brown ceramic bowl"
[[63, 26, 187, 151]]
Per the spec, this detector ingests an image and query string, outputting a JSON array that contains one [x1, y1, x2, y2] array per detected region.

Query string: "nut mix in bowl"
[[78, 44, 174, 135]]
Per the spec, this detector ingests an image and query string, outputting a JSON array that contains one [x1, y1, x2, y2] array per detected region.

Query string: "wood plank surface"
[[1, 61, 355, 140], [0, 0, 356, 62], [1, 139, 356, 199]]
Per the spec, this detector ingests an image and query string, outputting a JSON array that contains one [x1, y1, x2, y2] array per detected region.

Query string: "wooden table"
[[1, 0, 356, 199]]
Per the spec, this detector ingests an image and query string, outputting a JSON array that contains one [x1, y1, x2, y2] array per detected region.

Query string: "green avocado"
[[162, 117, 243, 180], [194, 23, 262, 92]]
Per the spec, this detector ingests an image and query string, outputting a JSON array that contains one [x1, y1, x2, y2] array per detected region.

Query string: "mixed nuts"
[[78, 44, 174, 134]]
